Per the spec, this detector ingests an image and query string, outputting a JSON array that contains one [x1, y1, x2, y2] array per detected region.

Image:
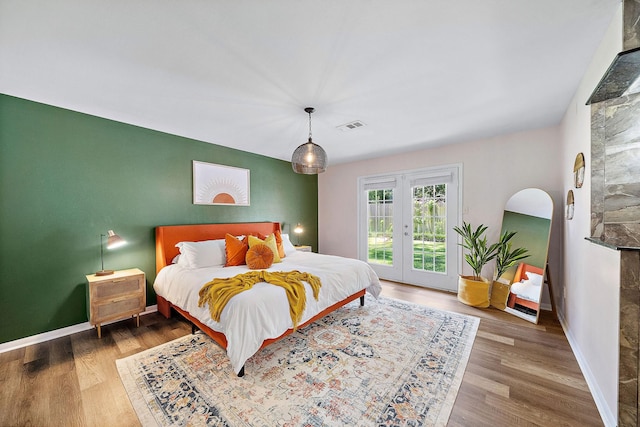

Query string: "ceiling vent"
[[336, 120, 366, 132]]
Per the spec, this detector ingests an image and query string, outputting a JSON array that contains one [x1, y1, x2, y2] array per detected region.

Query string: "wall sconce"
[[96, 230, 126, 276], [573, 153, 585, 188], [566, 190, 575, 220], [293, 223, 304, 246]]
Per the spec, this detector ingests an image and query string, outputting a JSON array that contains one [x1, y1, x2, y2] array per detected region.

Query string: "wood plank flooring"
[[0, 280, 604, 426]]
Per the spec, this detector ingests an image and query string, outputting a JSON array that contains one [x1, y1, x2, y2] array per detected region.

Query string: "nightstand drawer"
[[94, 276, 142, 299], [94, 295, 144, 322]]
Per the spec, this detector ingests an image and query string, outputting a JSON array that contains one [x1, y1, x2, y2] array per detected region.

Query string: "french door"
[[358, 165, 461, 291]]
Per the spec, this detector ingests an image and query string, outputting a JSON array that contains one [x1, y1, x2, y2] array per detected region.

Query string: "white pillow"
[[173, 253, 192, 268], [175, 239, 226, 269], [525, 271, 543, 286], [281, 233, 297, 256]]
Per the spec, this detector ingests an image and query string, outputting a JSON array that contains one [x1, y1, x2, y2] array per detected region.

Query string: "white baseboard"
[[0, 305, 158, 354], [557, 311, 617, 427]]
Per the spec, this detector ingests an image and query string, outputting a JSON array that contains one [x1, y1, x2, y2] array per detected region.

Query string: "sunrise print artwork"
[[193, 161, 250, 206]]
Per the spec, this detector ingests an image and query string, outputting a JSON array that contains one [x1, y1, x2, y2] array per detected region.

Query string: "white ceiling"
[[0, 1, 620, 166]]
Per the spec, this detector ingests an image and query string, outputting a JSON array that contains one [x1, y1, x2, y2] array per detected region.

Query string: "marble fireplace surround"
[[589, 93, 640, 427], [587, 2, 640, 425]]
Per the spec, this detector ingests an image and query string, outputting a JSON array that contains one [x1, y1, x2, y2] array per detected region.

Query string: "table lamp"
[[96, 230, 126, 276], [293, 223, 303, 246]]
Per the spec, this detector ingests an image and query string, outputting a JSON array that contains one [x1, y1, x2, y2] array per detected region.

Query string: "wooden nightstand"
[[295, 245, 312, 252], [86, 268, 146, 338]]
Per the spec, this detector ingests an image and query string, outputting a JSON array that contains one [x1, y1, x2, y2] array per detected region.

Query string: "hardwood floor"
[[381, 281, 603, 427], [0, 281, 604, 426]]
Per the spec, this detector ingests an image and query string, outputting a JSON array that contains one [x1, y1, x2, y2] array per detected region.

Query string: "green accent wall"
[[0, 94, 318, 344]]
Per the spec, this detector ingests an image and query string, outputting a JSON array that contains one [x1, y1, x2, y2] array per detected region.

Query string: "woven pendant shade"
[[291, 139, 327, 174], [291, 107, 328, 174]]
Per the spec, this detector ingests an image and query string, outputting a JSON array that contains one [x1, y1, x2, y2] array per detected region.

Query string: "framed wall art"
[[192, 161, 250, 206]]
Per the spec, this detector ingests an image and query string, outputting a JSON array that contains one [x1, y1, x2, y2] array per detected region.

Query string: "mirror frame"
[[496, 188, 553, 324]]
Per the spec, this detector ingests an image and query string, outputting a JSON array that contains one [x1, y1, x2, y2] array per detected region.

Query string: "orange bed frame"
[[154, 222, 365, 376], [506, 263, 544, 312]]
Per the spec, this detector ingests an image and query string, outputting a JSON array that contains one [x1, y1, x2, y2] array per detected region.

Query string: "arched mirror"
[[490, 188, 553, 324]]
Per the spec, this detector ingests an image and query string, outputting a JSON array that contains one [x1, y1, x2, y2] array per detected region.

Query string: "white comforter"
[[153, 251, 381, 374], [510, 274, 543, 303]]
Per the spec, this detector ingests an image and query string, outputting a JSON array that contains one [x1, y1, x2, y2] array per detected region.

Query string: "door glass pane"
[[412, 183, 447, 273], [367, 189, 393, 265]]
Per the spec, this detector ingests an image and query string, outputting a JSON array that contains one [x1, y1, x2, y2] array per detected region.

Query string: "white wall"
[[318, 126, 564, 305], [319, 7, 624, 425], [558, 5, 622, 426]]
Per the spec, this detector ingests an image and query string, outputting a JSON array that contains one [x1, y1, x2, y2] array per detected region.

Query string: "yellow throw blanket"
[[198, 270, 322, 329]]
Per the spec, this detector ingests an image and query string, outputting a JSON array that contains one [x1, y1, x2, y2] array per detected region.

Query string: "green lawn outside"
[[368, 238, 446, 272]]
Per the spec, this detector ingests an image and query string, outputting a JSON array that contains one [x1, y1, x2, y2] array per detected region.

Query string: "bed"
[[153, 222, 381, 376], [507, 263, 544, 313]]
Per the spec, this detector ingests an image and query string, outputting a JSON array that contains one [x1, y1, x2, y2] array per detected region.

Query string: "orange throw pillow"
[[225, 234, 248, 266], [246, 244, 274, 269], [274, 229, 286, 258]]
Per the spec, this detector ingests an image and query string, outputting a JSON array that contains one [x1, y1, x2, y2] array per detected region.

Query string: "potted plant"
[[453, 222, 500, 308], [490, 231, 529, 310]]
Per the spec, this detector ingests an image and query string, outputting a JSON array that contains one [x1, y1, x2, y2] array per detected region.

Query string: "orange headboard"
[[155, 222, 282, 274], [513, 263, 544, 283]]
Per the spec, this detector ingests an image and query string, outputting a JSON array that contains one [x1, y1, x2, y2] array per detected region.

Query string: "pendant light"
[[291, 107, 328, 174]]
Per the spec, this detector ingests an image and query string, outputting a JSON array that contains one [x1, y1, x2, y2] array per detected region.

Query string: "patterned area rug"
[[117, 297, 479, 426]]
